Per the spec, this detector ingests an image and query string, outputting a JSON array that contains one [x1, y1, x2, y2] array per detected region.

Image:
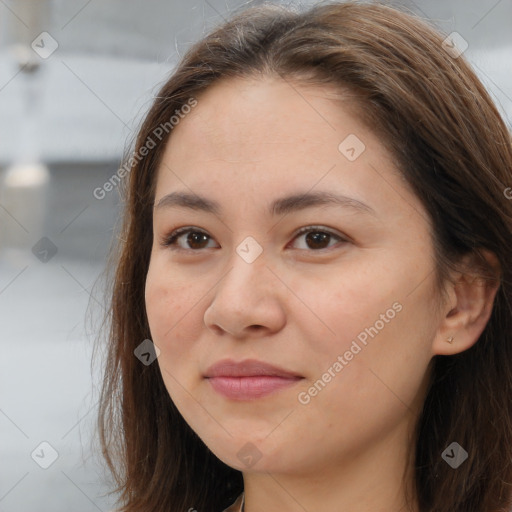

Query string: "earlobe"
[[431, 250, 501, 356]]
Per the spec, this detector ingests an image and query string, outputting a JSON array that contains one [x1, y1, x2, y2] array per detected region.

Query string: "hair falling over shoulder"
[[93, 2, 512, 511]]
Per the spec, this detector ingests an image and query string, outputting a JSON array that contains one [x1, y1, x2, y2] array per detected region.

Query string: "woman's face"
[[145, 76, 444, 475]]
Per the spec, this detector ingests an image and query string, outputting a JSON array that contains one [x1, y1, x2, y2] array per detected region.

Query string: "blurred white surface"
[[0, 163, 120, 511], [0, 52, 171, 163], [0, 0, 510, 165]]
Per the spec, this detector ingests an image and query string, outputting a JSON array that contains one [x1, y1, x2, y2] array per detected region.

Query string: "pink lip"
[[204, 359, 303, 400]]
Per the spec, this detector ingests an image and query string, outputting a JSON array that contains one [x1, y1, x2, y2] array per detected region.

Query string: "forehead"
[[153, 76, 426, 225], [158, 77, 377, 179], [167, 76, 366, 158]]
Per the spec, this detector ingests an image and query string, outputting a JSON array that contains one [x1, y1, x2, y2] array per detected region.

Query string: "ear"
[[432, 249, 501, 356]]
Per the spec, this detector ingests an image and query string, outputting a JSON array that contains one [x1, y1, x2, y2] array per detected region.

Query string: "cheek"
[[145, 264, 206, 410], [307, 266, 434, 409], [144, 261, 204, 353], [301, 271, 395, 363], [295, 308, 430, 451]]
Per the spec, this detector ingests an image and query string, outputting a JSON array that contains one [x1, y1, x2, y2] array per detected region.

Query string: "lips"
[[204, 359, 304, 400], [204, 358, 303, 379]]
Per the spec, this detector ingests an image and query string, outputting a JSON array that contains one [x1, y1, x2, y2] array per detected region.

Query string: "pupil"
[[306, 232, 329, 249], [188, 232, 208, 248]]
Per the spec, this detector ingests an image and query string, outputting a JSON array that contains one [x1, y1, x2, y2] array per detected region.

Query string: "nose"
[[203, 247, 287, 338]]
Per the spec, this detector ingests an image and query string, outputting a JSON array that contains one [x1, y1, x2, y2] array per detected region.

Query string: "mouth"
[[204, 358, 304, 401]]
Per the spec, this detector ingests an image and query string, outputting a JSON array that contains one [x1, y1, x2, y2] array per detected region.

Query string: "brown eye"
[[184, 231, 210, 250], [304, 231, 330, 250], [290, 227, 347, 251], [160, 226, 347, 253], [160, 228, 218, 251]]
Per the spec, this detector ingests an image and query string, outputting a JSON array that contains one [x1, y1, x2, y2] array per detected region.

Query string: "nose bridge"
[[204, 237, 286, 336], [221, 235, 270, 302]]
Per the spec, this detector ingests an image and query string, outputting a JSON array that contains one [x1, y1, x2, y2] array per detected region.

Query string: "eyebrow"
[[154, 190, 377, 217]]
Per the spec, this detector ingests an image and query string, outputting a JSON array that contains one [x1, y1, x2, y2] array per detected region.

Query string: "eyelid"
[[159, 226, 215, 250], [159, 225, 349, 252], [292, 225, 348, 242]]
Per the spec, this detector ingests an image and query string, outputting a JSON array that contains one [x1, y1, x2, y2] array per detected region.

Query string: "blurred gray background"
[[0, 1, 510, 511]]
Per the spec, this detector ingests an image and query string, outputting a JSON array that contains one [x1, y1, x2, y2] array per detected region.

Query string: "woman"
[[96, 2, 512, 511]]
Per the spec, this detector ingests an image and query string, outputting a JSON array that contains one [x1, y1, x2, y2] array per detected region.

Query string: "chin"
[[204, 435, 296, 474]]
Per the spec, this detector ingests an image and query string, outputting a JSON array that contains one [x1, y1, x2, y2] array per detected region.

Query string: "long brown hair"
[[94, 2, 512, 511]]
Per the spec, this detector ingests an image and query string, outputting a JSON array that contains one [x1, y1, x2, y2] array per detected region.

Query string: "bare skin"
[[144, 76, 499, 512]]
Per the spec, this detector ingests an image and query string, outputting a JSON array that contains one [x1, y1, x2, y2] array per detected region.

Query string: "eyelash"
[[159, 225, 348, 253]]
